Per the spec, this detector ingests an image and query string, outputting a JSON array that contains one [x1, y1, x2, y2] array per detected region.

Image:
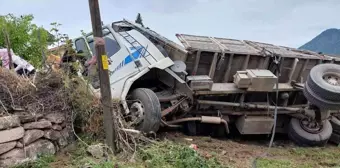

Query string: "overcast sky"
[[1, 0, 339, 48]]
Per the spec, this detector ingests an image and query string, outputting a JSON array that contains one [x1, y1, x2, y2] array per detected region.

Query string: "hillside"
[[299, 28, 340, 56]]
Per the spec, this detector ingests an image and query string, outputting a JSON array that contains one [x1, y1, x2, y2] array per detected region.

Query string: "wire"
[[268, 67, 279, 149]]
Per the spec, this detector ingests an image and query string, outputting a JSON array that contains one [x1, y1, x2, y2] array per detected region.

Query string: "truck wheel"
[[307, 64, 340, 101], [330, 116, 340, 134], [303, 83, 340, 110], [288, 118, 332, 147], [129, 88, 161, 133]]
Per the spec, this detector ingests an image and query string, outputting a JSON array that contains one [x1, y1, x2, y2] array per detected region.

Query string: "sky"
[[0, 0, 340, 48]]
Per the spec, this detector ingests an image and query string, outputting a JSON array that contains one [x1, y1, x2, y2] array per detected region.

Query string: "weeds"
[[139, 141, 223, 168], [12, 154, 55, 168]]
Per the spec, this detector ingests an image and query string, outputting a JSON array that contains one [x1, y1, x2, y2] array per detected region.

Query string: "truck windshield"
[[87, 28, 120, 58]]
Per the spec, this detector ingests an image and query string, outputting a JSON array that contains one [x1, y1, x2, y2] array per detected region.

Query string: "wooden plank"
[[192, 50, 201, 75], [209, 52, 218, 78], [223, 54, 234, 82]]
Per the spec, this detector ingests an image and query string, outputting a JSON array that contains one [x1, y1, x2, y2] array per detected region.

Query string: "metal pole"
[[88, 0, 117, 152], [3, 28, 13, 69]]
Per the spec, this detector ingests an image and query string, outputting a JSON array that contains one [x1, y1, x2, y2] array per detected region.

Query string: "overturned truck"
[[72, 20, 340, 146]]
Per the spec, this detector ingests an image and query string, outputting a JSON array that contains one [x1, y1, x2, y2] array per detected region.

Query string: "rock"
[[0, 115, 20, 130], [0, 127, 24, 144], [0, 148, 25, 159], [23, 121, 52, 129], [16, 141, 23, 148], [25, 139, 55, 159], [0, 141, 17, 155], [45, 113, 65, 124], [61, 128, 71, 140], [60, 122, 66, 128], [0, 158, 31, 168], [52, 124, 62, 131], [87, 143, 104, 159], [221, 150, 227, 155], [44, 130, 61, 140], [15, 112, 43, 123], [57, 137, 68, 148], [23, 129, 44, 145]]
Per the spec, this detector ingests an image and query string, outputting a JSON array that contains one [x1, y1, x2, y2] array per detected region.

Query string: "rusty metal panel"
[[236, 116, 274, 134]]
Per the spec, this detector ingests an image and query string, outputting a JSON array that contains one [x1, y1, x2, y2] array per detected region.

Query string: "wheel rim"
[[299, 118, 323, 134], [129, 102, 145, 126], [323, 72, 340, 86]]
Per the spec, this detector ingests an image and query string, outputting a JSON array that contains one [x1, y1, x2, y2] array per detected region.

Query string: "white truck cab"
[[73, 20, 188, 129]]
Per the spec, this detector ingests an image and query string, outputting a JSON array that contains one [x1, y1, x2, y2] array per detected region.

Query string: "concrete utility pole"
[[3, 29, 13, 69], [88, 0, 118, 152]]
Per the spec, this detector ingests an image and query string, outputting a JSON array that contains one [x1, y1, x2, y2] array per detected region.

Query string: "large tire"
[[330, 116, 340, 134], [307, 64, 340, 101], [288, 118, 332, 147], [130, 88, 161, 133], [303, 83, 340, 110]]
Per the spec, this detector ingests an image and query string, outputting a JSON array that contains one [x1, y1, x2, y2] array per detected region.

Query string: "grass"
[[13, 134, 223, 168], [12, 154, 56, 168], [138, 141, 224, 168], [256, 147, 340, 168]]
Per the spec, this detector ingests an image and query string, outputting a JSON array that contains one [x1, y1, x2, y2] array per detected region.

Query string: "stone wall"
[[0, 112, 71, 167]]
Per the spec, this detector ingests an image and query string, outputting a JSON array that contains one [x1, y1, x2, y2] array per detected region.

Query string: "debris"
[[184, 138, 193, 141], [189, 144, 198, 150], [87, 143, 104, 159]]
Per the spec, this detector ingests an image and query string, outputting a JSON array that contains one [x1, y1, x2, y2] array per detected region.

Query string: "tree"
[[0, 14, 55, 67], [135, 13, 144, 27]]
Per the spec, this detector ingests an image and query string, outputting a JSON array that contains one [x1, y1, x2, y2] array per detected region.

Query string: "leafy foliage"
[[0, 14, 55, 67]]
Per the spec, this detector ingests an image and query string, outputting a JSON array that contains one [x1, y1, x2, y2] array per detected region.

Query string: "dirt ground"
[[162, 132, 340, 168]]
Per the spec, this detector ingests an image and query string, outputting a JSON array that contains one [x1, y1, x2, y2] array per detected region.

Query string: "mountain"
[[299, 28, 340, 56]]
